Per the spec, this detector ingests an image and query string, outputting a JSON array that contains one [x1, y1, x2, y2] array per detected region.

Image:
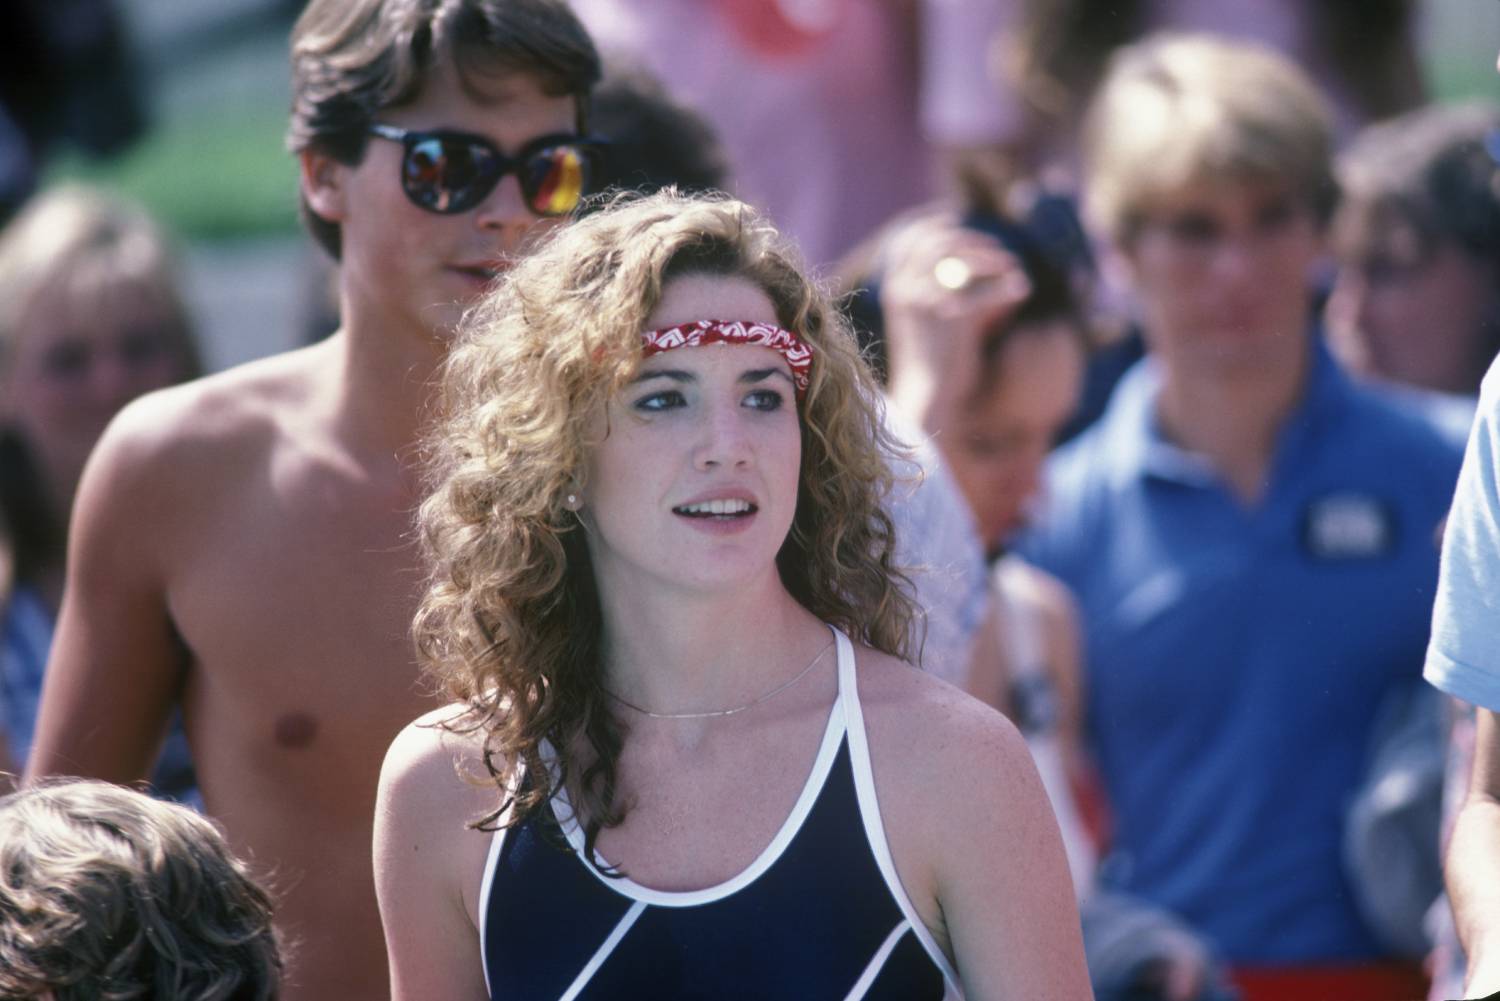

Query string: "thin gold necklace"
[[605, 639, 835, 720]]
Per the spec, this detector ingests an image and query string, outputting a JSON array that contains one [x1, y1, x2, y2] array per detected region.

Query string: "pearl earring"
[[564, 492, 580, 511]]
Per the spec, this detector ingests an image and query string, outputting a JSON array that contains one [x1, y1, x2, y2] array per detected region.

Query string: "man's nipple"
[[273, 711, 320, 749]]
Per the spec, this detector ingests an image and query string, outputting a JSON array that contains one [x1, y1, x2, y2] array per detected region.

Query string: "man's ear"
[[299, 147, 348, 223]]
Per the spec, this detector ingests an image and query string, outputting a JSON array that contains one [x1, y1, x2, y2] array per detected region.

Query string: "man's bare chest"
[[165, 459, 429, 735]]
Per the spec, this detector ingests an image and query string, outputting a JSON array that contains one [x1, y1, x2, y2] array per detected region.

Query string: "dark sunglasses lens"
[[520, 145, 589, 216], [402, 137, 497, 214]]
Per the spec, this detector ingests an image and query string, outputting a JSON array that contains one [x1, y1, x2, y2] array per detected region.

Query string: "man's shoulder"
[[1336, 377, 1468, 461], [1324, 377, 1468, 504], [1053, 358, 1155, 487], [101, 342, 336, 473], [1049, 421, 1117, 488], [1031, 424, 1120, 532]]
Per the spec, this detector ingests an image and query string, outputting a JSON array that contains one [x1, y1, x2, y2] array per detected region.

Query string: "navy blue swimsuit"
[[478, 629, 960, 1000]]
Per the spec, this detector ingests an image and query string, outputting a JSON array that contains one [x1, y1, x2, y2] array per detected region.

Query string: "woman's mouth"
[[672, 499, 758, 519]]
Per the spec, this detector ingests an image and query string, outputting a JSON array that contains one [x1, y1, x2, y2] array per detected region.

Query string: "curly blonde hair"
[[0, 779, 280, 1000], [415, 190, 916, 860]]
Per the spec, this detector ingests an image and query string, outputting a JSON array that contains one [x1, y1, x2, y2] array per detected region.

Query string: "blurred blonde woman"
[[0, 187, 201, 792]]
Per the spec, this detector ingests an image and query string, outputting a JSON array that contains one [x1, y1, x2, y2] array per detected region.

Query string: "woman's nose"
[[693, 403, 753, 469]]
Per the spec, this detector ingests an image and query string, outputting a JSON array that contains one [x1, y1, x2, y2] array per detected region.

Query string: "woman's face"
[[580, 273, 804, 600], [2, 280, 189, 501], [940, 321, 1085, 550]]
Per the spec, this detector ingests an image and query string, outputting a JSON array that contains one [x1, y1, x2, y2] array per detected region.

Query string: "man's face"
[[1122, 176, 1324, 379], [330, 63, 579, 341]]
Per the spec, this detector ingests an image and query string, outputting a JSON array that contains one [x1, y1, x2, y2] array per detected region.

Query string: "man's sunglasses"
[[367, 123, 600, 217]]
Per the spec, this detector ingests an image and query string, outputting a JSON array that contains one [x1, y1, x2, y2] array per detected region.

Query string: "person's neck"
[[1153, 339, 1311, 507], [597, 572, 830, 743], [328, 295, 449, 463]]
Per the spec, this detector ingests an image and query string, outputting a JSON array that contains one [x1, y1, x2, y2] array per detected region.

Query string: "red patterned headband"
[[640, 319, 813, 397]]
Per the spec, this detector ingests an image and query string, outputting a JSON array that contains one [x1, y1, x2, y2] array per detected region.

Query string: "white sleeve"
[[1426, 357, 1500, 710], [883, 406, 990, 684]]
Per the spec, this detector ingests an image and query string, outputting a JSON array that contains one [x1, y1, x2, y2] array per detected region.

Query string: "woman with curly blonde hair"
[[374, 190, 1088, 1000]]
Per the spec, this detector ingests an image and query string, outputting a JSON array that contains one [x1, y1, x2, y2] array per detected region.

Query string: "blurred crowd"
[[2, 1, 1499, 999]]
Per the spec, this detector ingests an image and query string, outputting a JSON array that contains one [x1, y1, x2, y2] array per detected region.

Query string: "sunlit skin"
[[1326, 230, 1494, 396], [315, 62, 577, 347], [939, 321, 1085, 551]]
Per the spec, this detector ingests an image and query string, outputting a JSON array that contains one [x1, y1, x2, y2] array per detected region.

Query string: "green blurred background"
[[23, 0, 1500, 370], [43, 0, 1500, 243]]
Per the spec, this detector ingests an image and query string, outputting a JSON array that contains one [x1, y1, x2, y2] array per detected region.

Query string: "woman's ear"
[[299, 147, 349, 223]]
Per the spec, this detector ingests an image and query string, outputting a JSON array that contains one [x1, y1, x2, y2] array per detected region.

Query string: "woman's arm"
[[865, 658, 1093, 1000], [374, 708, 497, 1001], [936, 708, 1094, 999]]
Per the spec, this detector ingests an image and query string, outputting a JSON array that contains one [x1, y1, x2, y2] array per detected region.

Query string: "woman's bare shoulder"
[[850, 641, 1078, 984], [852, 645, 1034, 789], [375, 718, 503, 997], [379, 704, 504, 833]]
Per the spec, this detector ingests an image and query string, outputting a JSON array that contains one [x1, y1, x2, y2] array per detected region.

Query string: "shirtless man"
[[23, 2, 600, 997]]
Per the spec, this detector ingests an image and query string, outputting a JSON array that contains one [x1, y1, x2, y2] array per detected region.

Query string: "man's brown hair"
[[288, 0, 601, 260]]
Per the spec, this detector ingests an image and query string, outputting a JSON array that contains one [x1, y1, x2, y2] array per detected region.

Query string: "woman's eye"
[[633, 389, 687, 412], [744, 389, 785, 412]]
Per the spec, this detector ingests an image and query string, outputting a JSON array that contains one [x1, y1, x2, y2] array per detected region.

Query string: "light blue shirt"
[[1426, 355, 1500, 710]]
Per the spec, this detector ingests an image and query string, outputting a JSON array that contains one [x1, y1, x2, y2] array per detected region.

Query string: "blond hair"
[[415, 190, 916, 860], [0, 185, 201, 383], [1082, 32, 1336, 245], [0, 780, 280, 1000], [0, 185, 202, 589]]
